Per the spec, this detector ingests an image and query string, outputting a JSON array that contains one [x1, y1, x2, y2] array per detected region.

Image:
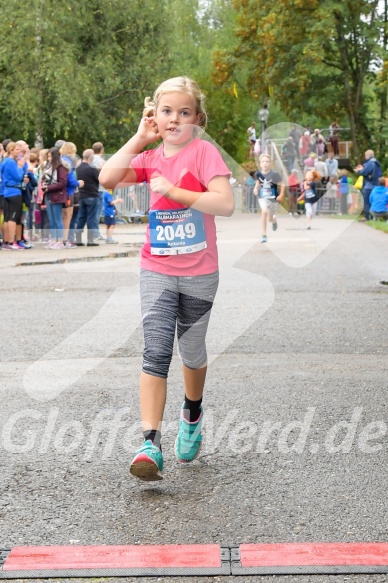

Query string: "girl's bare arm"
[[99, 117, 161, 190], [150, 175, 235, 217]]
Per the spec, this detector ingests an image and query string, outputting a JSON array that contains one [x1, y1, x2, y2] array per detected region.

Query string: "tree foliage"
[[213, 0, 387, 159], [0, 0, 255, 160], [0, 0, 170, 150], [167, 0, 255, 160], [0, 0, 385, 164]]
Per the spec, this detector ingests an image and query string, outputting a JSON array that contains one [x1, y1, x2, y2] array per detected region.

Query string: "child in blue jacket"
[[370, 177, 388, 220]]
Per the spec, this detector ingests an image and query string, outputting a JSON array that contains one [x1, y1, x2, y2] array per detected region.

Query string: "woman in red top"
[[288, 169, 301, 215], [299, 131, 310, 158]]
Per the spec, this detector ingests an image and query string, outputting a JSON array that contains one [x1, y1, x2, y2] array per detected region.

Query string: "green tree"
[[376, 0, 388, 164], [213, 0, 386, 158], [0, 0, 170, 149], [0, 0, 258, 161], [167, 0, 255, 161], [199, 0, 257, 160]]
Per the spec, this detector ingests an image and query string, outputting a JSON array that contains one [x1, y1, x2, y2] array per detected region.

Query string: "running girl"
[[99, 77, 234, 481], [254, 153, 285, 243], [298, 170, 321, 229]]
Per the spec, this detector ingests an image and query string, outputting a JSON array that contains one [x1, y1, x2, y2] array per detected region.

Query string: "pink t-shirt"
[[131, 138, 230, 276]]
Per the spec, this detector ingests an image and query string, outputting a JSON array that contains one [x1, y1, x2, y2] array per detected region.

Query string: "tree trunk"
[[347, 104, 358, 161], [34, 0, 44, 147], [334, 10, 371, 161], [379, 0, 388, 158]]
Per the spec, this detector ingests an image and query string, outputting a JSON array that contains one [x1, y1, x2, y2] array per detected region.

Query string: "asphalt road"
[[1, 213, 388, 583]]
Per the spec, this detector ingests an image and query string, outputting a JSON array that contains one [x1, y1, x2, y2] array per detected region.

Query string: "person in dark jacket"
[[59, 142, 83, 247], [41, 147, 69, 249], [75, 149, 100, 246], [355, 150, 382, 220], [22, 153, 38, 247], [282, 137, 297, 173]]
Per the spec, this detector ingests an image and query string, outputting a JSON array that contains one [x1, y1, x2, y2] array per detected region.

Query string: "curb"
[[15, 249, 140, 267]]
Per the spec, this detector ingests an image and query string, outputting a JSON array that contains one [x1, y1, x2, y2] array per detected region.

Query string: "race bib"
[[260, 186, 275, 199], [305, 190, 315, 199], [259, 177, 276, 199], [149, 208, 207, 255]]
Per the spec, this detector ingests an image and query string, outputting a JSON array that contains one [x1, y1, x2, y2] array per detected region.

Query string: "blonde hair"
[[60, 142, 77, 156], [38, 149, 48, 171], [6, 142, 16, 154], [143, 76, 207, 130], [259, 153, 271, 162], [39, 148, 48, 161]]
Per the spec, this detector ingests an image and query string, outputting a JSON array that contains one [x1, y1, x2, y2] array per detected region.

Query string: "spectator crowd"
[[0, 138, 124, 251], [1, 128, 387, 253], [245, 122, 387, 222]]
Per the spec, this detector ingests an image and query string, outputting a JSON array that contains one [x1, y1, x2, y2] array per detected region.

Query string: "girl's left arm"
[[150, 175, 234, 217]]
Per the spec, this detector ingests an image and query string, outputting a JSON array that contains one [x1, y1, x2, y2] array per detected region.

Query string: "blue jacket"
[[2, 158, 27, 198], [370, 186, 388, 213], [357, 158, 382, 191], [62, 157, 79, 196], [339, 176, 349, 195], [0, 160, 5, 196], [66, 169, 79, 196], [0, 158, 12, 195]]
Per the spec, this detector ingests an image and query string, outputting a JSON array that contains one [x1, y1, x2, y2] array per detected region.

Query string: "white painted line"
[[218, 238, 311, 243]]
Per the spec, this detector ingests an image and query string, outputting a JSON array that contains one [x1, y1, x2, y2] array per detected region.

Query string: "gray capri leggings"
[[140, 268, 219, 378]]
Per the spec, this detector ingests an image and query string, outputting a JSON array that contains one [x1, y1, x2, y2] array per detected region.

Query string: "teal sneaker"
[[272, 219, 278, 231], [130, 440, 163, 481], [175, 404, 203, 463]]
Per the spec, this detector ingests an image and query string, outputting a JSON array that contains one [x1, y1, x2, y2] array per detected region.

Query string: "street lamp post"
[[258, 105, 269, 155]]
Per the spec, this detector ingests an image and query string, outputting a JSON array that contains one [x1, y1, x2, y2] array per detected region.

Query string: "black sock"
[[143, 429, 161, 449], [183, 396, 202, 422]]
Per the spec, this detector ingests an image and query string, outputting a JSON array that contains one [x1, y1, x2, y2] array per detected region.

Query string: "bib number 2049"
[[156, 222, 196, 241]]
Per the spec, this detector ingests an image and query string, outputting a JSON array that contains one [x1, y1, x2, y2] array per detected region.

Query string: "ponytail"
[[143, 96, 155, 118]]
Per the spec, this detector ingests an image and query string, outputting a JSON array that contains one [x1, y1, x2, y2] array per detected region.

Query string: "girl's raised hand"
[[136, 116, 161, 145]]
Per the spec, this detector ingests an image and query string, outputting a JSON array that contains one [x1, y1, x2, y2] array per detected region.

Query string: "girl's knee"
[[143, 344, 173, 378], [142, 356, 170, 378], [181, 350, 207, 370]]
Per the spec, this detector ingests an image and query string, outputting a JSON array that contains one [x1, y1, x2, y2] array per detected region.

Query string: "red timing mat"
[[240, 543, 388, 566], [4, 544, 221, 570], [0, 544, 230, 578], [2, 543, 388, 578]]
